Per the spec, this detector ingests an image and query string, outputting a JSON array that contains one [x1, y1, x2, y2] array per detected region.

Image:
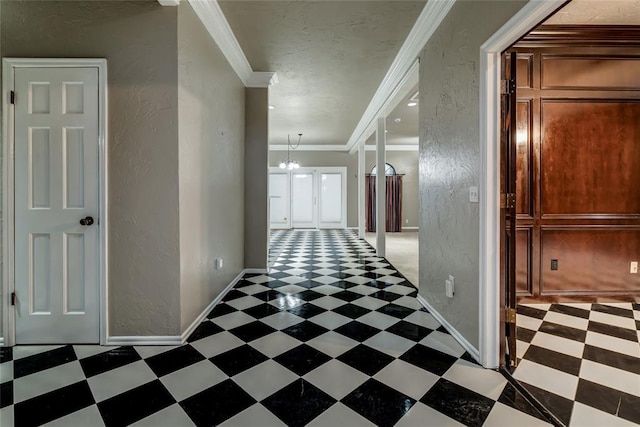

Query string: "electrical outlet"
[[551, 259, 558, 270], [405, 219, 409, 224], [631, 261, 638, 274], [215, 257, 224, 270], [445, 276, 455, 298]]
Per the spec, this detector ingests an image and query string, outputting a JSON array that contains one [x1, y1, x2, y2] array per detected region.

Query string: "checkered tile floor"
[[516, 302, 640, 426], [0, 230, 550, 426]]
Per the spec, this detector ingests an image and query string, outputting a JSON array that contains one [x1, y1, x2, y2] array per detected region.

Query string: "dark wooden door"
[[500, 51, 518, 369]]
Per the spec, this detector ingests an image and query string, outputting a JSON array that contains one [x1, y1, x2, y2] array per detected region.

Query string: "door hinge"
[[500, 79, 516, 95], [11, 292, 16, 306], [500, 193, 516, 209], [505, 307, 516, 323], [10, 91, 15, 105]]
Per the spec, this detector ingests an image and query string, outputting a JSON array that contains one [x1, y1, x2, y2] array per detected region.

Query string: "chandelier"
[[279, 133, 302, 170]]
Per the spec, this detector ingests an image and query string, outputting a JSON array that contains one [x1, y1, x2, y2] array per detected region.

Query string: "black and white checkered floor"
[[516, 302, 640, 426], [0, 229, 552, 427]]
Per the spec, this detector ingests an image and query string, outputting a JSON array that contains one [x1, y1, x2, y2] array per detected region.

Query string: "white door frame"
[[268, 167, 291, 229], [478, 1, 567, 368], [2, 58, 109, 346]]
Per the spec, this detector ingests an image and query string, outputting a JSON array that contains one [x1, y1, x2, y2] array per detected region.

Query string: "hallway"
[[0, 231, 548, 426]]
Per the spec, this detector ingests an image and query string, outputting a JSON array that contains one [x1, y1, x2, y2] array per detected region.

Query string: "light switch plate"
[[469, 186, 479, 203]]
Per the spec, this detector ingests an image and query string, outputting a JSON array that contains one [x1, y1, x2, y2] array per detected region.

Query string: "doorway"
[[2, 58, 107, 345]]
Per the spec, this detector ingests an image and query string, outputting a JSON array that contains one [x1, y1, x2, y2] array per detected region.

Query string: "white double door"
[[12, 65, 101, 344], [269, 167, 346, 229]]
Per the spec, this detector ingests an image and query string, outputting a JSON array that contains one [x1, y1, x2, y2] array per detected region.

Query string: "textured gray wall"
[[418, 0, 527, 349], [2, 1, 182, 336], [177, 2, 245, 331], [245, 89, 269, 268]]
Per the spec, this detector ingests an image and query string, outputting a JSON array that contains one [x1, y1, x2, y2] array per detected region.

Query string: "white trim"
[[180, 269, 246, 343], [268, 144, 418, 152], [417, 295, 480, 362], [1, 58, 108, 347], [346, 0, 456, 153], [365, 145, 418, 152], [157, 0, 180, 6], [246, 72, 278, 88], [106, 336, 183, 346], [478, 0, 567, 369], [401, 227, 419, 231], [0, 337, 4, 347], [244, 268, 269, 274]]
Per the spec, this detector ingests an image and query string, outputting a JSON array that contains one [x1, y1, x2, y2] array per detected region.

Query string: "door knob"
[[80, 216, 94, 226]]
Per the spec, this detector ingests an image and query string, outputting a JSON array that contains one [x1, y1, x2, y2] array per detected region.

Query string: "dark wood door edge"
[[499, 366, 566, 427]]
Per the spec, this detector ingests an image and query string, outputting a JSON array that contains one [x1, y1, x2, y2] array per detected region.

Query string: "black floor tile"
[[180, 379, 256, 426], [223, 289, 248, 302], [337, 344, 394, 376], [331, 291, 363, 302], [519, 381, 574, 426], [497, 382, 548, 422], [210, 344, 268, 377], [516, 326, 537, 343], [369, 291, 403, 303], [261, 379, 336, 427], [15, 380, 95, 426], [583, 344, 640, 375], [282, 321, 329, 342], [592, 303, 634, 319], [587, 320, 638, 342], [294, 290, 325, 302], [386, 320, 433, 342], [287, 303, 327, 319], [252, 290, 285, 302], [342, 378, 415, 427], [522, 345, 582, 376], [0, 381, 13, 408], [243, 303, 283, 319], [549, 304, 590, 319], [539, 321, 587, 342], [274, 344, 331, 376], [0, 347, 12, 363], [400, 344, 458, 376], [376, 303, 415, 319], [98, 380, 175, 427], [187, 320, 224, 342], [517, 305, 548, 320], [421, 378, 495, 427], [14, 345, 77, 379], [206, 303, 237, 319], [575, 378, 634, 419], [79, 346, 141, 378], [619, 393, 640, 425], [229, 321, 277, 343], [333, 303, 371, 319], [144, 345, 205, 377], [334, 321, 381, 342]]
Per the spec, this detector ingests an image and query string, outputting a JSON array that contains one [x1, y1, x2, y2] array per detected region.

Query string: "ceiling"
[[217, 0, 426, 147], [546, 0, 640, 25]]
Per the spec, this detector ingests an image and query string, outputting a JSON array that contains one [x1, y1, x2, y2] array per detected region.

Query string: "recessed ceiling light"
[[394, 118, 401, 123], [269, 105, 275, 110], [407, 102, 417, 107]]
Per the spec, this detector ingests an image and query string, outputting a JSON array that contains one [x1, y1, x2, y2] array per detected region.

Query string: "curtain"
[[365, 175, 403, 232]]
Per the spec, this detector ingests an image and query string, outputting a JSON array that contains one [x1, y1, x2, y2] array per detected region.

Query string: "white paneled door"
[[291, 170, 317, 228], [319, 171, 346, 229], [14, 67, 100, 343], [269, 172, 290, 229]]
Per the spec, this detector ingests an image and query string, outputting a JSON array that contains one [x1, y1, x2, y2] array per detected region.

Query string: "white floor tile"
[[0, 405, 14, 427], [373, 359, 439, 400], [246, 275, 274, 284], [190, 331, 244, 358], [160, 360, 227, 401], [309, 312, 353, 330], [237, 284, 271, 295], [358, 312, 400, 330], [544, 311, 589, 330], [585, 331, 640, 358], [225, 295, 265, 310], [88, 360, 157, 402], [589, 311, 637, 331], [351, 296, 388, 311], [131, 404, 195, 427], [312, 269, 339, 276], [516, 314, 544, 331], [133, 345, 181, 359], [344, 276, 372, 285], [306, 402, 375, 427], [348, 285, 380, 296], [371, 268, 397, 276], [420, 331, 466, 358], [364, 331, 414, 358], [442, 359, 507, 400], [44, 404, 105, 427], [13, 360, 85, 403], [377, 276, 406, 284], [483, 402, 550, 427], [513, 359, 578, 400], [310, 296, 348, 310], [219, 404, 286, 427], [304, 359, 368, 400], [392, 296, 423, 310], [395, 402, 464, 427], [212, 312, 256, 330], [268, 295, 305, 310], [569, 402, 637, 427], [386, 285, 416, 296], [73, 345, 120, 360], [12, 346, 64, 360], [313, 284, 344, 295], [579, 360, 640, 397], [279, 275, 308, 285], [0, 361, 13, 383], [249, 331, 302, 358], [530, 332, 585, 358], [517, 340, 531, 360], [306, 331, 359, 358], [312, 276, 342, 285], [260, 312, 305, 330], [233, 360, 298, 401], [403, 311, 441, 330]]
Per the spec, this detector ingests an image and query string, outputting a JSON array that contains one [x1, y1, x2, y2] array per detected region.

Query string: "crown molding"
[[187, 0, 278, 88], [246, 72, 279, 88], [347, 0, 456, 154], [365, 144, 418, 152], [268, 144, 417, 152], [158, 0, 180, 6]]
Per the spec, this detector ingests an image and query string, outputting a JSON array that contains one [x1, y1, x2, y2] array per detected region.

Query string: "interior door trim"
[[1, 58, 109, 346]]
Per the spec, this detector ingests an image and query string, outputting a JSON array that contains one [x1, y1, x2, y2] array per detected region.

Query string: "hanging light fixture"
[[279, 133, 302, 170]]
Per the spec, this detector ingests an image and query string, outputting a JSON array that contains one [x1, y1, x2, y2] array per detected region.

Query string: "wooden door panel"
[[516, 229, 532, 295], [540, 101, 640, 217], [541, 228, 640, 294], [516, 54, 534, 89], [516, 100, 532, 217], [542, 55, 640, 90]]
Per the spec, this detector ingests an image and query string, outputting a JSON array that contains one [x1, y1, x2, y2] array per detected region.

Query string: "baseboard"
[[401, 226, 419, 231], [179, 269, 246, 343], [244, 268, 269, 274], [416, 294, 481, 363], [106, 335, 183, 346], [0, 337, 4, 347]]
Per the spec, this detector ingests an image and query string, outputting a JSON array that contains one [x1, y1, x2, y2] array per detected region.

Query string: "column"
[[358, 142, 366, 239], [376, 117, 386, 257]]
